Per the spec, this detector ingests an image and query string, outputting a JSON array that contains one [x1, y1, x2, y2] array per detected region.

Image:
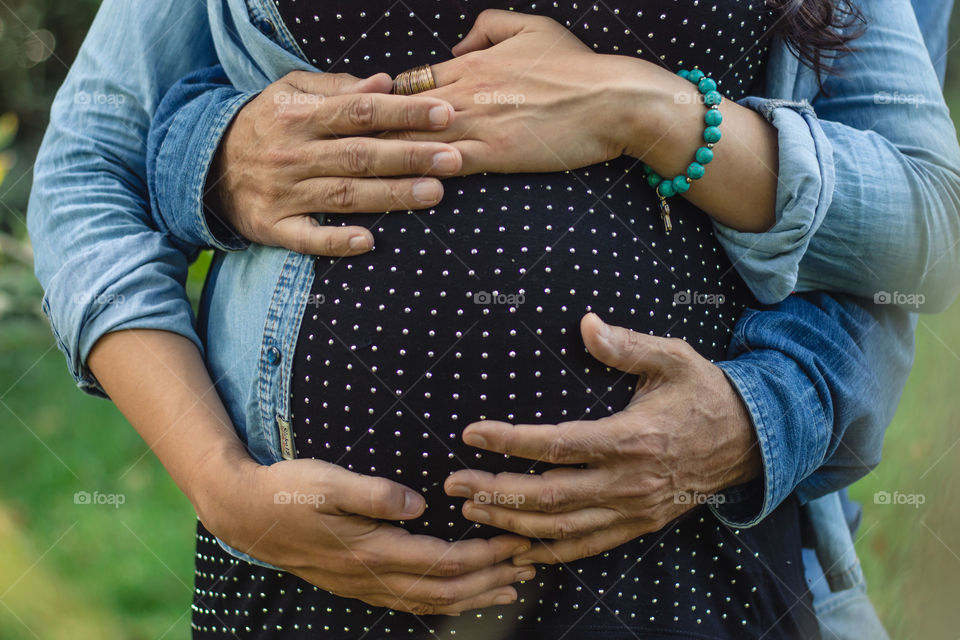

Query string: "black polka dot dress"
[[191, 2, 820, 638]]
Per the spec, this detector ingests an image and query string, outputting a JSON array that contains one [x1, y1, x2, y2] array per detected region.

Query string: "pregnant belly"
[[290, 158, 752, 540]]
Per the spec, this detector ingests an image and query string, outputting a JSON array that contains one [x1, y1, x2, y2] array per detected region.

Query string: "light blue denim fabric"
[[800, 493, 888, 640], [803, 4, 956, 636], [711, 0, 960, 309], [913, 0, 953, 84], [26, 0, 955, 633]]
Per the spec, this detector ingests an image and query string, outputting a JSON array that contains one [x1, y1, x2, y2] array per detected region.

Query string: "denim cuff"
[[39, 233, 204, 398], [709, 305, 829, 529], [150, 78, 257, 252], [710, 359, 776, 527], [711, 96, 836, 305], [42, 296, 108, 398]]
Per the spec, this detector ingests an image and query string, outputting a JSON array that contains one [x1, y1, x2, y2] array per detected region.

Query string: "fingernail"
[[402, 491, 424, 518], [511, 543, 531, 556], [466, 506, 490, 523], [446, 484, 472, 498], [516, 568, 536, 581], [349, 235, 371, 251], [462, 432, 487, 449], [431, 151, 458, 173], [412, 179, 441, 203], [593, 314, 612, 342], [429, 105, 450, 127], [493, 593, 516, 606]]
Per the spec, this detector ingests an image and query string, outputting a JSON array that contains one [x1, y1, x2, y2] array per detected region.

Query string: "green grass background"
[[1, 6, 959, 640]]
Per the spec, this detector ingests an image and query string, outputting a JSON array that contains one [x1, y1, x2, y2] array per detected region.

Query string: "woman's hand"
[[441, 313, 762, 566], [384, 9, 646, 174], [387, 9, 778, 231], [197, 454, 535, 615], [90, 331, 529, 616], [208, 71, 464, 256]]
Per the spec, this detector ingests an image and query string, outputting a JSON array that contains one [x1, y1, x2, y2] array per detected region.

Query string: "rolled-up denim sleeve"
[[710, 295, 914, 527], [26, 0, 217, 395], [712, 97, 833, 306], [714, 0, 960, 313], [148, 65, 258, 255]]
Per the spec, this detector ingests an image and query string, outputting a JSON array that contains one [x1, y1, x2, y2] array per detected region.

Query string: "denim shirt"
[[27, 0, 954, 598]]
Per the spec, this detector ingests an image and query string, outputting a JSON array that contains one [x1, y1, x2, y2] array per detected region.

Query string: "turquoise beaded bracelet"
[[642, 68, 722, 232]]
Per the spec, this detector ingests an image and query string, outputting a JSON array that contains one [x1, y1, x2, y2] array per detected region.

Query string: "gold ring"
[[391, 64, 437, 95]]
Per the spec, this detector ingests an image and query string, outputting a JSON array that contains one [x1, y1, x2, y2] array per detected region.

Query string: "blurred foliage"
[[0, 0, 100, 322], [0, 0, 101, 235], [0, 112, 17, 187], [0, 321, 196, 639]]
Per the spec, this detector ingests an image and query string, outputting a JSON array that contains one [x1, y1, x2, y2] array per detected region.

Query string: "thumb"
[[325, 466, 426, 520], [284, 71, 393, 97], [270, 215, 374, 257], [580, 312, 680, 376], [452, 9, 528, 55]]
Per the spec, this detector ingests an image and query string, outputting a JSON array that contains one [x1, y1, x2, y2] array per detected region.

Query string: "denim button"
[[266, 346, 282, 365], [262, 19, 275, 35]]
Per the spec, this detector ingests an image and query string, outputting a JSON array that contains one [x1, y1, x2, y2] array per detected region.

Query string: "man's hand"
[[198, 455, 534, 615], [207, 71, 463, 256], [442, 312, 763, 565]]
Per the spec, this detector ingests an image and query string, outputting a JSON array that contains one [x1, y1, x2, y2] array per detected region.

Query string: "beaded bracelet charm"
[[642, 68, 722, 232]]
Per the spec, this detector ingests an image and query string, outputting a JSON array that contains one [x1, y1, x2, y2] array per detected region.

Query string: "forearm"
[[87, 329, 253, 519], [616, 56, 779, 232]]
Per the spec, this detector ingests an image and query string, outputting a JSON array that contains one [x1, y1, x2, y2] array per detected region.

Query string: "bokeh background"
[[0, 1, 958, 638]]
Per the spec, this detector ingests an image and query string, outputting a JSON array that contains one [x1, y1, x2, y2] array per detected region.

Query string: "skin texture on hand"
[[206, 71, 462, 256], [88, 329, 534, 615], [382, 11, 635, 173], [442, 313, 763, 565], [208, 456, 535, 615]]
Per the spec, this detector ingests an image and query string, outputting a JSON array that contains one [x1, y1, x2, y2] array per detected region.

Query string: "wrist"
[[184, 435, 259, 532], [616, 59, 711, 171], [587, 55, 656, 158]]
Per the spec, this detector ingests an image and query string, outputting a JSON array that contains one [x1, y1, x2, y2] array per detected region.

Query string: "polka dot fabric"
[[280, 0, 770, 84], [191, 2, 820, 639]]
